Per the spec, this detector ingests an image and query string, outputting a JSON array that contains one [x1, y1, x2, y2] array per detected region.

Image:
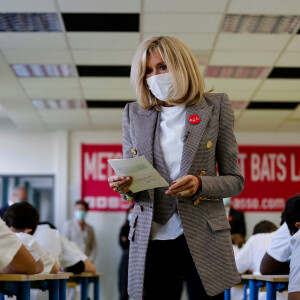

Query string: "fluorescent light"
[[11, 64, 76, 78], [222, 15, 300, 34], [32, 99, 86, 109], [0, 13, 62, 32], [205, 66, 270, 78]]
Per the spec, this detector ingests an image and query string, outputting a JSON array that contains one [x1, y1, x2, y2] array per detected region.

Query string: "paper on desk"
[[108, 156, 169, 193]]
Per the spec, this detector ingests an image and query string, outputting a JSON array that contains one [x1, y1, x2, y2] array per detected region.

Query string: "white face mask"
[[146, 73, 174, 102]]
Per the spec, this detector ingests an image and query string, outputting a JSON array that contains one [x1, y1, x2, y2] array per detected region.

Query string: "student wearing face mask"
[[62, 200, 97, 262], [108, 36, 244, 300]]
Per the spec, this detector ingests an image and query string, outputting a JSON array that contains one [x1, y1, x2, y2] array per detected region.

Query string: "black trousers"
[[118, 249, 129, 300], [143, 234, 224, 300]]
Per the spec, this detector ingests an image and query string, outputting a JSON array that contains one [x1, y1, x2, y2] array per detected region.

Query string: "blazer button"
[[199, 171, 206, 176], [139, 205, 144, 212], [131, 148, 137, 155], [206, 141, 213, 149]]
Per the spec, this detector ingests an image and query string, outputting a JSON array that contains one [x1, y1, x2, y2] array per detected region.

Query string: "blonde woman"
[[108, 36, 244, 300]]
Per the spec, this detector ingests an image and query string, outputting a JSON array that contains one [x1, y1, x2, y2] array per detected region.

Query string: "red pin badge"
[[189, 114, 201, 124]]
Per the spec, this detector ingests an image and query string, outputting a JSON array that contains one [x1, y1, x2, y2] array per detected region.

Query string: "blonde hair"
[[130, 36, 209, 110]]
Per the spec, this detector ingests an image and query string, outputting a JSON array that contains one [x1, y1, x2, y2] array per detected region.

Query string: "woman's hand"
[[165, 175, 199, 197], [108, 175, 133, 194]]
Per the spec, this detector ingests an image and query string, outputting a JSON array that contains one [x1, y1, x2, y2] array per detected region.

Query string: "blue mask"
[[223, 197, 231, 207], [75, 210, 86, 220], [127, 213, 132, 222]]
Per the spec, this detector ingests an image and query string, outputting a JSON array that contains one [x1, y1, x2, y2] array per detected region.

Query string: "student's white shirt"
[[15, 232, 55, 274], [62, 218, 97, 262], [267, 222, 291, 262], [151, 105, 185, 240], [34, 224, 87, 268], [235, 232, 276, 274], [288, 230, 300, 293], [0, 218, 22, 269]]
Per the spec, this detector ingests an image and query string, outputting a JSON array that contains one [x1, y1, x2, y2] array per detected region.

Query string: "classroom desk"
[[255, 275, 289, 300], [0, 273, 71, 300], [241, 274, 289, 300], [68, 272, 103, 300]]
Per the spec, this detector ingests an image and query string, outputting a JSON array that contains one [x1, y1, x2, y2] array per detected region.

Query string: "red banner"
[[81, 144, 132, 212], [232, 146, 300, 212], [81, 144, 300, 212]]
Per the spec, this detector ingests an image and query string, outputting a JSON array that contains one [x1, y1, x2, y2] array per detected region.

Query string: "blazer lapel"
[[178, 97, 213, 178], [132, 108, 158, 166], [132, 108, 158, 203]]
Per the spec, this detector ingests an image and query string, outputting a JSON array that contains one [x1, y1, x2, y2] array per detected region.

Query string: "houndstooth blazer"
[[122, 93, 244, 300]]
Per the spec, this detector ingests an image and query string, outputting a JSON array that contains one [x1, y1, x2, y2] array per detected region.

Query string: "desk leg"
[[16, 281, 30, 300], [266, 282, 276, 300], [249, 280, 259, 300], [224, 289, 231, 300], [48, 280, 59, 300], [59, 279, 67, 300], [80, 277, 89, 300], [93, 277, 100, 300], [243, 283, 248, 300]]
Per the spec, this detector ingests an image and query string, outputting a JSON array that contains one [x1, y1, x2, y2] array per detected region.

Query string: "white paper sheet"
[[108, 156, 169, 193]]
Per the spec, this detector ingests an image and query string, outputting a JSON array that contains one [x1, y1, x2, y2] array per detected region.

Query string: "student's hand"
[[165, 175, 199, 197], [84, 259, 96, 274], [108, 175, 133, 194]]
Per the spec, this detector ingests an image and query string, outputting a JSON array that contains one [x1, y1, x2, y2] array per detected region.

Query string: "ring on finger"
[[180, 190, 189, 196], [116, 186, 122, 191]]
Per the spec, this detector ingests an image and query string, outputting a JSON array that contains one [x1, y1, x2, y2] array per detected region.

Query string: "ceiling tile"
[[80, 78, 131, 89], [144, 0, 227, 13], [290, 106, 300, 119], [253, 90, 300, 101], [83, 88, 135, 100], [228, 0, 300, 15], [0, 33, 67, 49], [205, 78, 262, 90], [25, 88, 82, 99], [88, 109, 123, 129], [259, 79, 300, 91], [67, 33, 140, 50], [0, 0, 56, 12], [286, 36, 300, 52], [235, 110, 292, 131], [38, 109, 89, 123], [19, 78, 79, 90], [276, 52, 300, 67], [143, 13, 223, 33], [210, 51, 279, 66], [215, 34, 290, 51], [143, 33, 216, 51], [73, 50, 135, 65], [58, 0, 140, 13], [278, 121, 300, 132], [2, 50, 73, 64]]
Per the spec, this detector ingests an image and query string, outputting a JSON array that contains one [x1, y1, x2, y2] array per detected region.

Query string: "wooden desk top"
[[241, 274, 258, 280], [0, 274, 45, 282], [255, 275, 289, 282], [69, 272, 104, 278], [43, 272, 72, 280]]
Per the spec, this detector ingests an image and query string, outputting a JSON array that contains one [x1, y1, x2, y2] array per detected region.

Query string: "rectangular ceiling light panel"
[[205, 66, 270, 78], [222, 14, 300, 34], [32, 99, 86, 109], [11, 64, 77, 77], [0, 13, 61, 32]]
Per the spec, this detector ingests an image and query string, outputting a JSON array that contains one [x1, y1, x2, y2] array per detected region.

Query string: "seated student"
[[0, 218, 38, 274], [34, 222, 96, 274], [282, 194, 300, 300], [260, 201, 296, 275], [3, 202, 59, 274], [235, 220, 278, 275]]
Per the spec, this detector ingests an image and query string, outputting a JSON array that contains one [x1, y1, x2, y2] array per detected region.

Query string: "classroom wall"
[[0, 129, 300, 299]]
